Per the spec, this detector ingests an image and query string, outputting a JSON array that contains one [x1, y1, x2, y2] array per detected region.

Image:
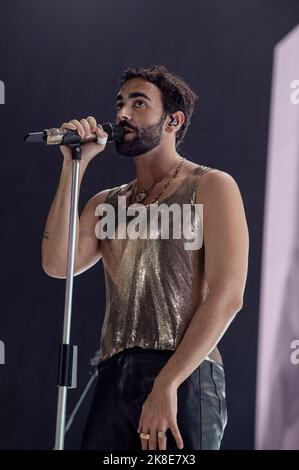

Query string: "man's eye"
[[135, 100, 145, 108], [116, 103, 123, 110]]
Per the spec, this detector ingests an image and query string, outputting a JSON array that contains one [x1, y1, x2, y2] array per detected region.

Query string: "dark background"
[[0, 0, 298, 450]]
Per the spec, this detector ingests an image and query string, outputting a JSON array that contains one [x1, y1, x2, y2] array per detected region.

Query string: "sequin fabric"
[[98, 165, 221, 364]]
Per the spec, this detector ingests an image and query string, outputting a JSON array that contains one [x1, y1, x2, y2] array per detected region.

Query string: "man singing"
[[42, 65, 249, 450]]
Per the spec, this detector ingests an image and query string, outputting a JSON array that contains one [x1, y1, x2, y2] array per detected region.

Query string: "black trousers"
[[81, 347, 227, 450]]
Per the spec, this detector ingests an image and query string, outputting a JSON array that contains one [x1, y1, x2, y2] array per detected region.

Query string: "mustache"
[[119, 122, 137, 132]]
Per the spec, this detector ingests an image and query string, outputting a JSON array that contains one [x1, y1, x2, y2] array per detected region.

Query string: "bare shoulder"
[[90, 188, 112, 206], [196, 168, 243, 203], [80, 188, 112, 219], [82, 178, 134, 215]]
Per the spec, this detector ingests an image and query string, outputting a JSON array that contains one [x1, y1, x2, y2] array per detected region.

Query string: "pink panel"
[[255, 25, 299, 449]]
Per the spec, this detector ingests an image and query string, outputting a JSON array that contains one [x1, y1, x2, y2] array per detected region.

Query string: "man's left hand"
[[137, 382, 184, 450]]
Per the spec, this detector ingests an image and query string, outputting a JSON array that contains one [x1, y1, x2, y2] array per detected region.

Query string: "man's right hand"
[[59, 116, 108, 164]]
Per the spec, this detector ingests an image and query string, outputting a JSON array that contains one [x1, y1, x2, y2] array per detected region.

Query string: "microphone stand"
[[24, 123, 124, 450], [54, 135, 82, 450]]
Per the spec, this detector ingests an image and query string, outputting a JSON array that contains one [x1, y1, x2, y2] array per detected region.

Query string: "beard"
[[115, 113, 166, 157]]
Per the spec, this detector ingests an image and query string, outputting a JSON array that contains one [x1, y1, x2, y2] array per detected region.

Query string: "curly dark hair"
[[119, 65, 198, 147]]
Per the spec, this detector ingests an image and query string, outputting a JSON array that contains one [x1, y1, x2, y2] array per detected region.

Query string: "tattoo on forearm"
[[43, 231, 49, 240]]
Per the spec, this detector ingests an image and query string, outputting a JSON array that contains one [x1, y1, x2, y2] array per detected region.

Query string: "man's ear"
[[168, 117, 178, 126], [165, 111, 185, 134]]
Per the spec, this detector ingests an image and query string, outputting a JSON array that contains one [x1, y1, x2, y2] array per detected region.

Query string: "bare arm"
[[154, 169, 249, 389], [42, 171, 110, 277], [41, 116, 109, 278]]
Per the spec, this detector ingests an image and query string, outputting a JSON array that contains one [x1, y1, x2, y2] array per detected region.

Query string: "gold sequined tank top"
[[98, 165, 222, 364]]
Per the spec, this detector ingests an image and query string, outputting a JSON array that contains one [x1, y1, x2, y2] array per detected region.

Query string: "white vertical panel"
[[255, 24, 299, 449]]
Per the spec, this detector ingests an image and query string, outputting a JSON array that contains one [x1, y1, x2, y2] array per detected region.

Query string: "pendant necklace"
[[131, 156, 184, 205]]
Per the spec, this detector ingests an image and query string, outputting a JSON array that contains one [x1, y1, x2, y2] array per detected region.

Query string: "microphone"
[[24, 122, 124, 145]]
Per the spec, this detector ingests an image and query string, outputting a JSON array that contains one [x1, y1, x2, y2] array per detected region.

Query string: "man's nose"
[[117, 106, 131, 123]]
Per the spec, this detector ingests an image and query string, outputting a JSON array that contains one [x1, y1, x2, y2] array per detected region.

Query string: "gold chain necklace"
[[134, 180, 157, 203], [131, 156, 184, 206]]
